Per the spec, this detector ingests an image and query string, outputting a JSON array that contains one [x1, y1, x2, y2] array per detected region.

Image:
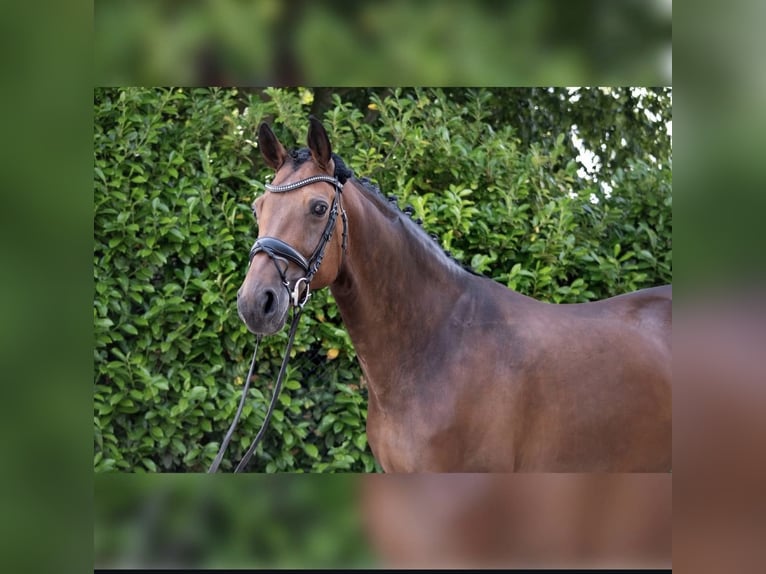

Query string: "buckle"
[[290, 277, 311, 308]]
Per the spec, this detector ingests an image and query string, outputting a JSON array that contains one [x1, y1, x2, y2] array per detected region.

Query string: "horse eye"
[[312, 202, 328, 216]]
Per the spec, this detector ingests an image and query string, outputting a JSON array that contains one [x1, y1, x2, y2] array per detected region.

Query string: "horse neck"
[[330, 181, 466, 367]]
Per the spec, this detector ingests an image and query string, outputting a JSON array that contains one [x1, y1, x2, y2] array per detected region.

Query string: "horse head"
[[237, 117, 347, 335]]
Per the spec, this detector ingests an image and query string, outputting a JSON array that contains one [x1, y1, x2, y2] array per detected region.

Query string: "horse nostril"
[[262, 290, 275, 316]]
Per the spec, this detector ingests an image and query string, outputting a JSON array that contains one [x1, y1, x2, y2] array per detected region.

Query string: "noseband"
[[208, 174, 348, 473], [249, 174, 348, 307]]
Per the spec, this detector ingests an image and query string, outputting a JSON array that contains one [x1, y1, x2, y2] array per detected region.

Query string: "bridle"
[[207, 173, 347, 473], [251, 174, 348, 308]]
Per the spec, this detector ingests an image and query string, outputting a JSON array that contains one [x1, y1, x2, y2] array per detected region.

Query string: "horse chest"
[[365, 405, 439, 472], [363, 371, 497, 472]]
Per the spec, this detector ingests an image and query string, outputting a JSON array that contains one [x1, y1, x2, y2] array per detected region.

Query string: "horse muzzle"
[[237, 282, 290, 335]]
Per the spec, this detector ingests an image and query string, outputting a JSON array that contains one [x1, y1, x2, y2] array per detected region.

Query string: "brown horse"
[[237, 117, 672, 472]]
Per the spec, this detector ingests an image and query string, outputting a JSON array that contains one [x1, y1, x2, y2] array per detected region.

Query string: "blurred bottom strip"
[[95, 473, 670, 569], [361, 474, 671, 569]]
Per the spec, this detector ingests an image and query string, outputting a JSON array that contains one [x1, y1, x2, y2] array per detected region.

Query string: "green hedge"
[[94, 87, 671, 472]]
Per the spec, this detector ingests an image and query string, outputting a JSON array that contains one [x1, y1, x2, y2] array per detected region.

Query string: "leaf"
[[318, 414, 336, 434], [171, 438, 187, 455], [188, 386, 207, 401], [340, 414, 361, 427], [169, 228, 185, 241], [183, 449, 199, 464], [154, 379, 169, 391], [638, 249, 656, 262], [304, 444, 319, 458], [121, 324, 138, 335], [202, 292, 216, 305], [95, 317, 114, 329]]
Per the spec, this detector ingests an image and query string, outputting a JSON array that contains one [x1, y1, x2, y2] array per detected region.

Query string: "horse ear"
[[307, 115, 332, 170], [258, 122, 287, 170]]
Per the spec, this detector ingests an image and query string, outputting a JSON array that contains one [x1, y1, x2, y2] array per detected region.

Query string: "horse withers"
[[236, 117, 672, 472]]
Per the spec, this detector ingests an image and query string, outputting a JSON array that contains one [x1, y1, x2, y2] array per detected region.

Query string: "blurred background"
[[95, 473, 671, 569], [94, 0, 671, 86]]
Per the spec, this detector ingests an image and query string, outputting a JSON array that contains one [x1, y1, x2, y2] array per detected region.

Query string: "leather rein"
[[207, 174, 347, 472]]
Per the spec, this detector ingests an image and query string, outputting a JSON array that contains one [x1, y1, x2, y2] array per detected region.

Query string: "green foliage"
[[95, 2, 671, 85], [94, 87, 671, 472]]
